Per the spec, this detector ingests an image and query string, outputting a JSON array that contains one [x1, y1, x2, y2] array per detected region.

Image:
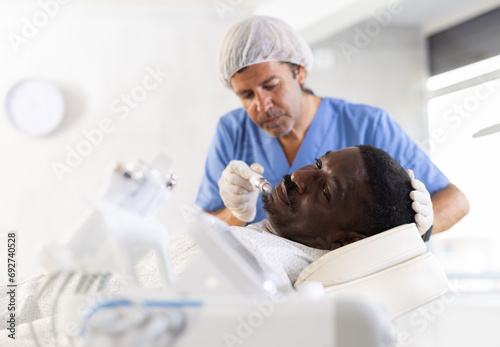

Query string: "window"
[[426, 63, 500, 292]]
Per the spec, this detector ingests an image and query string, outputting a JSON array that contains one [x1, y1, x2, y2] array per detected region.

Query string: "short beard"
[[260, 110, 295, 138], [262, 174, 298, 220], [262, 198, 285, 237], [262, 192, 274, 215], [266, 119, 294, 138], [283, 175, 298, 212]]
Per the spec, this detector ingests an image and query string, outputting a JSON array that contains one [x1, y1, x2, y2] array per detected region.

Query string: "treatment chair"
[[294, 223, 450, 320], [79, 207, 399, 347]]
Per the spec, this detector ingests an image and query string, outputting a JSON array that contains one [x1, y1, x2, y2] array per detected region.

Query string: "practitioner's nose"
[[255, 90, 273, 113]]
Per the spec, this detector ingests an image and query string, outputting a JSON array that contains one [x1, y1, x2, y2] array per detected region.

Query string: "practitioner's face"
[[263, 147, 373, 249], [230, 61, 305, 138]]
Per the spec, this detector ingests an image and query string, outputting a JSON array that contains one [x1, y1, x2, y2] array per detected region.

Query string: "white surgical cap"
[[217, 15, 314, 89]]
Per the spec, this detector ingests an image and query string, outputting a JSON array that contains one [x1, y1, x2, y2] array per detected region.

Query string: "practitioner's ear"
[[330, 231, 367, 250]]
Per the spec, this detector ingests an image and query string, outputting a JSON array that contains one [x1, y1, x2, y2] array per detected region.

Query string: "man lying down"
[[0, 145, 426, 345], [228, 144, 426, 289]]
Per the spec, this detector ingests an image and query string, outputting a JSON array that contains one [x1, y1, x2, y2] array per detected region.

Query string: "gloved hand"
[[218, 160, 264, 223], [407, 169, 434, 236]]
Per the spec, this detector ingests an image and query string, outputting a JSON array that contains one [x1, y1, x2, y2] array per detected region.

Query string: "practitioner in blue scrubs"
[[195, 16, 470, 235]]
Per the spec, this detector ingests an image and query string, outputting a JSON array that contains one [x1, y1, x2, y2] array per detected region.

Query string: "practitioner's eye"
[[242, 91, 254, 100]]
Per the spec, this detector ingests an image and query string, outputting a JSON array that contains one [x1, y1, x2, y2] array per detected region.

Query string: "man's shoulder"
[[219, 107, 249, 126], [216, 108, 260, 144], [322, 97, 387, 118]]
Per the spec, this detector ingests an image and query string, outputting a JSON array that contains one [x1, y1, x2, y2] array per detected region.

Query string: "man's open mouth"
[[277, 181, 289, 205]]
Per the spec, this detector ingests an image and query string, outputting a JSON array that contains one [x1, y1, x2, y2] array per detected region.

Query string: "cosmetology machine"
[[29, 154, 420, 347]]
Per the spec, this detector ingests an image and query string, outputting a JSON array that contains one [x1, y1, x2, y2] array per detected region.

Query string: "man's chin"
[[264, 215, 283, 237], [262, 193, 275, 215], [267, 128, 291, 138], [262, 121, 294, 138], [262, 196, 281, 229]]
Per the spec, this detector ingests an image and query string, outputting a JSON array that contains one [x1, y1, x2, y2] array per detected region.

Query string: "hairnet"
[[217, 15, 314, 88]]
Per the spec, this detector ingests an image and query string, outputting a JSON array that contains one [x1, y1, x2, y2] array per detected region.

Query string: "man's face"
[[262, 147, 373, 249], [230, 61, 305, 138]]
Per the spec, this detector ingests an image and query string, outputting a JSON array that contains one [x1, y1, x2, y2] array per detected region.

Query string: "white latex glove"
[[218, 160, 264, 223], [407, 169, 434, 236]]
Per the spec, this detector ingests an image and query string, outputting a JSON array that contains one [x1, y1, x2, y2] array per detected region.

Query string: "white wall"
[[0, 3, 430, 278], [307, 23, 428, 144], [0, 3, 244, 277]]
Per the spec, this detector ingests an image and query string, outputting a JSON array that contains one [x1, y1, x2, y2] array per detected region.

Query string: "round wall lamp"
[[5, 79, 65, 136]]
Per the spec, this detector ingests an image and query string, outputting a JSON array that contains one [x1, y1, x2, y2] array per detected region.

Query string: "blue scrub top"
[[195, 97, 449, 223]]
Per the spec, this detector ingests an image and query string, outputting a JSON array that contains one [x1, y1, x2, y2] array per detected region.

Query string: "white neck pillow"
[[294, 223, 450, 319]]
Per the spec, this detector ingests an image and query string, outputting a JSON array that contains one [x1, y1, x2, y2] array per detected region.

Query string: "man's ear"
[[296, 65, 306, 84], [330, 231, 367, 250]]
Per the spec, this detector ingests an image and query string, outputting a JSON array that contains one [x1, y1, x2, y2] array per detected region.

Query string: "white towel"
[[231, 220, 329, 289]]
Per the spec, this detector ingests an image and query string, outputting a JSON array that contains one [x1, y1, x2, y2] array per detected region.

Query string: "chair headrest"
[[295, 223, 425, 287], [294, 223, 450, 319]]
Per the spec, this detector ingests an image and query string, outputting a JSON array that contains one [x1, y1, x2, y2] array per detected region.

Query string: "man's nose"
[[291, 169, 319, 195], [255, 91, 273, 113]]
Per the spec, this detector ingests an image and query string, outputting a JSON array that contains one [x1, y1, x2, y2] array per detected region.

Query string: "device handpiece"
[[249, 173, 272, 196]]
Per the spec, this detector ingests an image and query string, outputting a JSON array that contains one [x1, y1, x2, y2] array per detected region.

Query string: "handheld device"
[[249, 173, 272, 195]]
